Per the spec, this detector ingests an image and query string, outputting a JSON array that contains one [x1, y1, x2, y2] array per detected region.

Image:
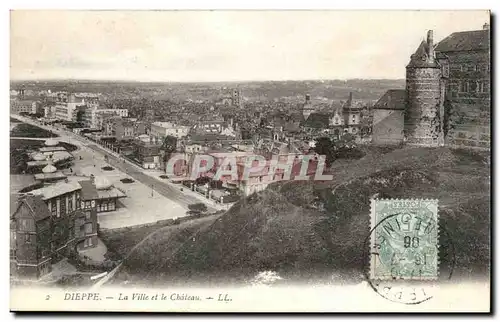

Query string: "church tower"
[[404, 30, 444, 147], [231, 88, 243, 108], [302, 94, 315, 120]]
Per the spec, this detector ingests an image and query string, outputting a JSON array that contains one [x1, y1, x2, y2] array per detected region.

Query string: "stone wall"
[[441, 51, 490, 149]]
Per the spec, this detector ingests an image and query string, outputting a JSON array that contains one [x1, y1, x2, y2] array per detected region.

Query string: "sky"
[[10, 10, 489, 82]]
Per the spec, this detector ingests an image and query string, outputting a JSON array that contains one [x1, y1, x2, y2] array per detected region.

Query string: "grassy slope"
[[113, 146, 490, 285]]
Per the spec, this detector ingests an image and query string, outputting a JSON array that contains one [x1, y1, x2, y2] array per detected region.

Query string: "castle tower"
[[404, 30, 444, 147]]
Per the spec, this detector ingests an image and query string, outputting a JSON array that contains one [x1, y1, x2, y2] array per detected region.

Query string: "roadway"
[[11, 114, 217, 212], [88, 143, 216, 211]]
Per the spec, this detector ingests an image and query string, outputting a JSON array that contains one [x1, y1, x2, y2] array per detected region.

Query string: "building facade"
[[151, 122, 191, 139], [54, 93, 87, 121], [132, 135, 163, 169], [10, 99, 36, 114], [102, 117, 146, 140], [83, 108, 129, 129], [435, 23, 491, 148], [10, 180, 98, 279], [372, 90, 406, 145]]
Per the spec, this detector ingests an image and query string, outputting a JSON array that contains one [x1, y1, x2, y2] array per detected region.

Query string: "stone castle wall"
[[441, 51, 490, 149]]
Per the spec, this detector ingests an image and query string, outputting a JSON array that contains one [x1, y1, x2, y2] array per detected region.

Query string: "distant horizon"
[[10, 77, 406, 84]]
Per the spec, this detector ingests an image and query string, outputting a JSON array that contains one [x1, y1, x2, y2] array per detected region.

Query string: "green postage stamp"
[[370, 199, 439, 280]]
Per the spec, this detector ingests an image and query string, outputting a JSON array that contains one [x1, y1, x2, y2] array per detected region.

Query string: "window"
[[67, 196, 73, 212], [50, 200, 57, 216], [85, 211, 91, 220], [460, 81, 470, 93], [469, 81, 477, 92], [85, 223, 93, 234], [56, 199, 60, 218], [25, 234, 33, 244], [76, 193, 81, 209], [477, 81, 485, 93], [85, 201, 91, 209], [442, 64, 450, 78], [19, 219, 34, 232]]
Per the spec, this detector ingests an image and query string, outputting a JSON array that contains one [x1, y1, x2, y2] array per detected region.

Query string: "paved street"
[[87, 143, 217, 211], [11, 114, 219, 217]]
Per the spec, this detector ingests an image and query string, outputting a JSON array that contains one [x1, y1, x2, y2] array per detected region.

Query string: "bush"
[[10, 123, 58, 138], [188, 203, 208, 214], [19, 182, 44, 193]]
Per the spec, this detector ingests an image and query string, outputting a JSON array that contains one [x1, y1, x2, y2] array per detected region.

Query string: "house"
[[150, 122, 190, 139], [372, 90, 406, 145], [79, 177, 126, 213], [102, 117, 147, 141], [131, 135, 163, 169], [11, 180, 97, 279], [10, 99, 36, 114]]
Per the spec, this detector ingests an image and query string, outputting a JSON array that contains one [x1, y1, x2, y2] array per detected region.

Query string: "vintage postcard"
[[9, 10, 491, 312]]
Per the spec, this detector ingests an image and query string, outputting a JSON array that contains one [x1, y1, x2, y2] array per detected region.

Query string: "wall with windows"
[[76, 198, 98, 251], [10, 190, 97, 279], [440, 51, 490, 148]]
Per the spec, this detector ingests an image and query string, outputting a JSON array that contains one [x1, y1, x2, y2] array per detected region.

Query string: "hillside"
[[110, 146, 490, 287]]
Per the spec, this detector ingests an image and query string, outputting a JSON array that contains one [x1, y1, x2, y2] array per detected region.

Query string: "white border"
[[2, 1, 498, 321]]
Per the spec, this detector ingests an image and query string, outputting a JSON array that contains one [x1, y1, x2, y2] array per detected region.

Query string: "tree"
[[161, 135, 177, 153], [336, 133, 356, 148], [313, 136, 336, 167]]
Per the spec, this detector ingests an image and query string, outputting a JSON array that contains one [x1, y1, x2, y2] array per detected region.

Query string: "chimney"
[[427, 30, 435, 61], [305, 94, 311, 103], [483, 23, 490, 30], [349, 92, 353, 102]]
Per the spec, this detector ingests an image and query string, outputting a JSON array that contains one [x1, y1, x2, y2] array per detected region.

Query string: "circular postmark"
[[363, 210, 456, 305]]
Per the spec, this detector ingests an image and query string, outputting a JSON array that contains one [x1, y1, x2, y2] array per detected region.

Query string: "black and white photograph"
[[8, 9, 491, 312]]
